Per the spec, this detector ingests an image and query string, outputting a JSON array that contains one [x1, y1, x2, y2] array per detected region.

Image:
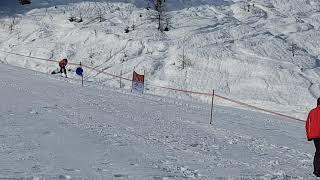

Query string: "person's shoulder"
[[310, 107, 320, 114]]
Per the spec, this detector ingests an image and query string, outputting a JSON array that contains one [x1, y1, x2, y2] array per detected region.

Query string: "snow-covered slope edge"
[[0, 63, 314, 179]]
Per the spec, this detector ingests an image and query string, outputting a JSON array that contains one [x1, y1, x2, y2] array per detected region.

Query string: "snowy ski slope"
[[0, 0, 320, 119], [0, 63, 315, 179]]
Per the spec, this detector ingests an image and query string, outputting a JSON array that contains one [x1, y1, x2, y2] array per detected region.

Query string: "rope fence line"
[[0, 49, 305, 122]]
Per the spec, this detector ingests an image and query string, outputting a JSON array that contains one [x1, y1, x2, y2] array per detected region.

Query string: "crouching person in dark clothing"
[[59, 58, 68, 78], [306, 97, 320, 177]]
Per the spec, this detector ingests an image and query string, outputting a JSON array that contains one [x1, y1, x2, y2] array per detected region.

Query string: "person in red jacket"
[[306, 97, 320, 177], [59, 58, 68, 78]]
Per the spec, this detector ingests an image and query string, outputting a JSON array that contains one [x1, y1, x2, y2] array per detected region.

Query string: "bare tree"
[[163, 14, 171, 31], [148, 0, 170, 32], [289, 43, 298, 57], [94, 1, 106, 22], [178, 45, 192, 70], [9, 16, 17, 32]]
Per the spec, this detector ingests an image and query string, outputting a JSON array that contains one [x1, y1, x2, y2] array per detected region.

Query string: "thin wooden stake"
[[120, 70, 122, 88], [210, 89, 215, 125], [143, 70, 145, 94], [81, 75, 84, 86], [131, 69, 134, 93], [80, 62, 84, 87]]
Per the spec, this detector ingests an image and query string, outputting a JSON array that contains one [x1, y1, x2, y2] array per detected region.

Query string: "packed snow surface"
[[1, 0, 320, 179], [0, 63, 315, 179]]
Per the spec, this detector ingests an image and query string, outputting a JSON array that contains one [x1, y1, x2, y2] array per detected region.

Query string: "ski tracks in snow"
[[48, 84, 314, 179]]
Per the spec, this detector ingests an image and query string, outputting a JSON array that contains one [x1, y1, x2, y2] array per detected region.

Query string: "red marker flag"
[[131, 71, 144, 93]]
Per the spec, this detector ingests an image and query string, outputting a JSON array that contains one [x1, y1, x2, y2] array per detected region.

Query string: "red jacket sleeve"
[[306, 113, 311, 141]]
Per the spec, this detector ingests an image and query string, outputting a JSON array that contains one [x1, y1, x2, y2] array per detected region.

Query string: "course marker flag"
[[131, 71, 144, 94]]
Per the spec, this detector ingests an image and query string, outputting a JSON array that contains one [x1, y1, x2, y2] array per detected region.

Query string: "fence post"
[[120, 70, 122, 88], [80, 62, 84, 86], [81, 74, 84, 86], [210, 89, 215, 125], [131, 69, 134, 93], [143, 70, 146, 94]]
